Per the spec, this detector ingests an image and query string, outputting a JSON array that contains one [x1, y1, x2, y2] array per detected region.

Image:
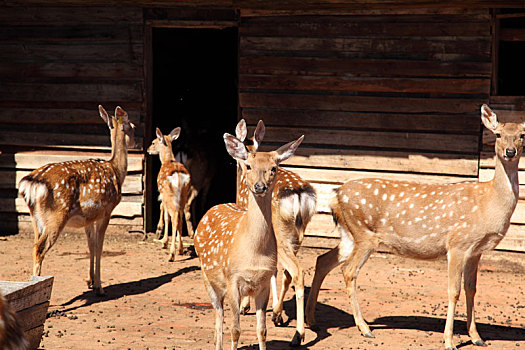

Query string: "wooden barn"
[[1, 0, 525, 252]]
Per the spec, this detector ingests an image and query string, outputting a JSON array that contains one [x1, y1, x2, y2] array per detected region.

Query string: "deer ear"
[[224, 133, 249, 161], [169, 127, 181, 141], [99, 105, 113, 129], [115, 106, 129, 123], [275, 135, 304, 164], [253, 120, 265, 151], [481, 104, 499, 133], [235, 119, 247, 141], [155, 127, 167, 146]]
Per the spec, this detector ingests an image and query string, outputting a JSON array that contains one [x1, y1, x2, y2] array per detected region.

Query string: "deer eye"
[[521, 134, 525, 139], [495, 133, 501, 138], [271, 166, 277, 174]]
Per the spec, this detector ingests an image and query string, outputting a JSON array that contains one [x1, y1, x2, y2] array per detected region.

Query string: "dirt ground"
[[0, 231, 524, 350]]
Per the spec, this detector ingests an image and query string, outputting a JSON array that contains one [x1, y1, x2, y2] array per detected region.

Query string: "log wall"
[[237, 9, 525, 251], [0, 6, 146, 233]]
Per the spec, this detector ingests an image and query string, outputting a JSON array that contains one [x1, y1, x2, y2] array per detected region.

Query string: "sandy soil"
[[0, 231, 524, 350]]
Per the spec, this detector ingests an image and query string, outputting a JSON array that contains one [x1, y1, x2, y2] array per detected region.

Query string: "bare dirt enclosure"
[[0, 231, 524, 350]]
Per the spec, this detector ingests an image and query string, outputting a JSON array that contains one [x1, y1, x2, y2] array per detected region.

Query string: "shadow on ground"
[[59, 266, 200, 313]]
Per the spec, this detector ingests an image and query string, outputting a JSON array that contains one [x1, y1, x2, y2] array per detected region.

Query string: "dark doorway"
[[148, 27, 238, 233]]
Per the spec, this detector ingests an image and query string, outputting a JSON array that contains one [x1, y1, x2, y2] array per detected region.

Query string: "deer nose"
[[254, 182, 267, 194], [506, 148, 517, 158]]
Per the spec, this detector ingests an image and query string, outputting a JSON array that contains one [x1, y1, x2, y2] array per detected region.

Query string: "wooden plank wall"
[[238, 9, 503, 244], [0, 6, 145, 234]]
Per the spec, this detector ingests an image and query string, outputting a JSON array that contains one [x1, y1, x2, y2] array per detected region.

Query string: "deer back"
[[333, 177, 510, 259], [19, 159, 122, 226]]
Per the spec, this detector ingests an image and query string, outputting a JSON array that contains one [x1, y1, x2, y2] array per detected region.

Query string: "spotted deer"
[[305, 105, 523, 350], [0, 293, 28, 350], [194, 133, 304, 350], [235, 119, 316, 346], [18, 106, 135, 296], [147, 127, 192, 261]]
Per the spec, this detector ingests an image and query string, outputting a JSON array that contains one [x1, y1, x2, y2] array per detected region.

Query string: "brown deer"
[[0, 293, 28, 350], [147, 127, 192, 261], [194, 132, 304, 350], [235, 119, 316, 346], [18, 106, 135, 296], [305, 105, 523, 350]]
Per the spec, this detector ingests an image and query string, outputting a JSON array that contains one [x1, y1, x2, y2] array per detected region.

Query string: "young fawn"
[[305, 104, 523, 350], [18, 106, 135, 296], [194, 132, 304, 350], [235, 119, 316, 346], [147, 127, 192, 261], [0, 293, 28, 350]]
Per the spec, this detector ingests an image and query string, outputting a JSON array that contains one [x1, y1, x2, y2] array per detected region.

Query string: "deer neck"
[[490, 155, 519, 210], [109, 127, 128, 186], [159, 146, 176, 164], [242, 187, 275, 252]]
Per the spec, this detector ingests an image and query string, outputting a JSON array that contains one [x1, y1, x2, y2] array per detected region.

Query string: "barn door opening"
[[147, 27, 238, 233]]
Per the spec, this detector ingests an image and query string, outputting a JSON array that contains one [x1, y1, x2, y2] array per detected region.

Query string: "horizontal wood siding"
[[0, 6, 145, 233], [238, 10, 499, 244]]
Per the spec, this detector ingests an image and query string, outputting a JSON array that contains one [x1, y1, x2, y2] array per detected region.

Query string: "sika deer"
[[305, 105, 523, 350], [18, 106, 135, 296], [235, 119, 316, 346], [0, 293, 28, 350], [194, 133, 304, 350], [147, 127, 192, 261]]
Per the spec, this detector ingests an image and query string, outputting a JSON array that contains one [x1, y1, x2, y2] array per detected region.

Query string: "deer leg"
[[464, 254, 485, 347], [32, 213, 66, 277], [160, 204, 170, 248], [184, 186, 197, 238], [202, 271, 225, 350], [444, 250, 464, 350], [85, 224, 96, 289], [255, 284, 271, 350], [92, 215, 110, 296], [229, 286, 242, 350], [341, 243, 373, 338], [306, 236, 353, 328], [272, 269, 291, 326], [271, 239, 306, 346], [168, 204, 183, 261], [270, 270, 278, 312], [155, 201, 164, 240], [240, 296, 251, 315]]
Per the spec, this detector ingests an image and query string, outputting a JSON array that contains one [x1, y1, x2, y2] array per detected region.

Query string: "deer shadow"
[[371, 315, 525, 345], [253, 287, 525, 348], [58, 266, 199, 313], [241, 287, 356, 348]]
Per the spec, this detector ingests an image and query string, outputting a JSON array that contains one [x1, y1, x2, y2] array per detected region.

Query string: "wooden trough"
[[0, 275, 54, 350]]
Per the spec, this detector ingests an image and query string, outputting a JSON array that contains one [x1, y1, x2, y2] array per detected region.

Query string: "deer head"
[[99, 105, 136, 151], [481, 104, 525, 163], [147, 127, 181, 161], [224, 133, 303, 196]]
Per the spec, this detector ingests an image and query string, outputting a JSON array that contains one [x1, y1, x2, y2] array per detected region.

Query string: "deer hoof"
[[290, 331, 304, 347], [473, 339, 487, 347], [272, 312, 284, 326], [95, 287, 105, 297], [363, 331, 375, 338], [240, 304, 250, 315], [445, 346, 458, 350]]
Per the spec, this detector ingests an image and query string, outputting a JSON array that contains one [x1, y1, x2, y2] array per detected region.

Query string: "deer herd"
[[5, 104, 522, 350]]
